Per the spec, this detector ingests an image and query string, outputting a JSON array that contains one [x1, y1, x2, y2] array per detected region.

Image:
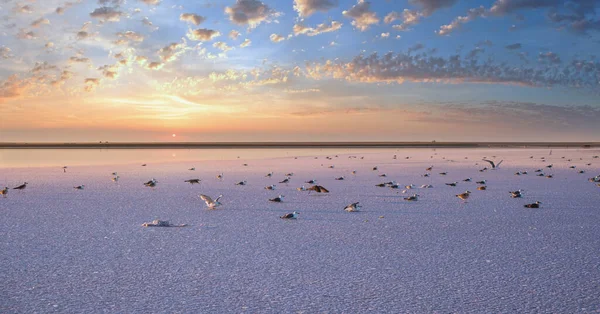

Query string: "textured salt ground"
[[1, 148, 600, 313]]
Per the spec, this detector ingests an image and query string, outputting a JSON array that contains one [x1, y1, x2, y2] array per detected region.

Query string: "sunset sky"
[[1, 0, 599, 142]]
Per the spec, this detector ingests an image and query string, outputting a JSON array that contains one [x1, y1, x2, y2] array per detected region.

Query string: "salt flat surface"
[[1, 148, 600, 313]]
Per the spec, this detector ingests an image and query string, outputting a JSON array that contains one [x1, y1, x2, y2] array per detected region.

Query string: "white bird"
[[405, 184, 415, 189], [200, 194, 222, 209], [280, 211, 299, 219], [265, 184, 276, 190], [344, 202, 361, 212], [421, 184, 433, 188]]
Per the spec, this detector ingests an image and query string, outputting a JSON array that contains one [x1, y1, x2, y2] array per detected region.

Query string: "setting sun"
[[172, 134, 176, 138]]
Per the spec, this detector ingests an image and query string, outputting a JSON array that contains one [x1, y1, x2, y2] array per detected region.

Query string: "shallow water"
[[1, 148, 599, 312]]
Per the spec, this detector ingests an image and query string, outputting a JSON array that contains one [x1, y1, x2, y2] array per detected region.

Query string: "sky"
[[1, 0, 599, 142]]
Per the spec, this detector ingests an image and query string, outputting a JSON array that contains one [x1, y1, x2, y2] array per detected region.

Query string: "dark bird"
[[426, 166, 433, 171], [62, 166, 68, 173], [463, 178, 472, 182], [546, 164, 553, 168], [439, 172, 448, 175], [482, 159, 503, 169], [269, 195, 284, 202], [335, 176, 345, 180], [13, 182, 28, 190], [456, 191, 471, 202], [372, 166, 378, 171], [476, 180, 486, 184], [477, 186, 487, 190], [73, 185, 85, 190], [546, 174, 553, 178], [265, 184, 276, 190], [524, 201, 541, 208], [185, 179, 201, 184], [344, 202, 361, 212], [280, 211, 299, 219], [446, 182, 458, 187], [509, 190, 523, 198], [235, 181, 247, 186], [375, 183, 386, 187], [307, 185, 329, 193], [279, 177, 291, 184], [141, 164, 147, 166], [305, 179, 317, 184], [404, 194, 419, 201], [144, 179, 157, 187], [379, 174, 387, 177]]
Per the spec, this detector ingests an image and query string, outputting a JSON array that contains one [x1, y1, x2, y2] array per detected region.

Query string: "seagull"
[[422, 173, 430, 177], [463, 178, 472, 182], [535, 169, 543, 172], [285, 172, 294, 176], [482, 159, 503, 169], [189, 167, 196, 171], [200, 194, 222, 209], [216, 173, 224, 180], [372, 166, 378, 171], [579, 170, 585, 174], [265, 184, 276, 190], [307, 185, 329, 193], [375, 183, 387, 187], [112, 176, 120, 182], [305, 179, 317, 184], [142, 219, 187, 227], [328, 165, 335, 169], [185, 179, 201, 184], [144, 178, 157, 187], [265, 172, 273, 177], [405, 184, 415, 189], [344, 202, 361, 212], [243, 163, 248, 166], [404, 194, 419, 201], [62, 166, 68, 173], [445, 182, 458, 187], [546, 174, 553, 178], [13, 182, 28, 190], [524, 201, 541, 208], [476, 180, 486, 185], [439, 172, 448, 175], [456, 191, 471, 202], [235, 180, 247, 186], [421, 184, 433, 188], [141, 164, 147, 167], [269, 195, 284, 202], [279, 177, 291, 184], [280, 211, 299, 219], [509, 190, 523, 198], [379, 174, 387, 177], [426, 166, 433, 171], [1, 187, 8, 198], [112, 172, 118, 176], [73, 185, 85, 190], [351, 170, 357, 175], [479, 167, 488, 172], [296, 185, 306, 191], [335, 176, 345, 180], [477, 186, 487, 190], [546, 164, 553, 168]]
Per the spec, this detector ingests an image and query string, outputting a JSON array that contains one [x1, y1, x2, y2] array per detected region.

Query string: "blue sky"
[[0, 0, 599, 141]]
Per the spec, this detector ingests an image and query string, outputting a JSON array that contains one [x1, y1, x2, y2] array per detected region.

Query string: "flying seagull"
[[200, 194, 222, 209], [344, 202, 361, 212], [307, 185, 329, 193], [482, 159, 503, 169], [280, 211, 299, 219]]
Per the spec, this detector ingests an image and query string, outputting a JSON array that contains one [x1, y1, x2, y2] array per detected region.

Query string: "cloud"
[[505, 43, 522, 50], [84, 78, 100, 92], [304, 50, 600, 90], [157, 42, 188, 62], [409, 0, 458, 16], [141, 17, 158, 31], [270, 34, 286, 43], [77, 31, 93, 40], [381, 32, 389, 38], [140, 0, 160, 5], [229, 30, 240, 39], [69, 56, 91, 63], [187, 28, 220, 41], [17, 30, 36, 40], [1, 46, 12, 59], [489, 0, 560, 15], [90, 7, 124, 22], [180, 13, 206, 25], [213, 42, 233, 52], [146, 62, 164, 70], [389, 9, 422, 31], [31, 18, 50, 28], [343, 0, 379, 31], [17, 5, 33, 14], [293, 21, 342, 36], [116, 31, 145, 43], [240, 39, 251, 47], [225, 0, 280, 28], [538, 51, 561, 64], [98, 65, 119, 79], [437, 6, 486, 35], [293, 0, 338, 17]]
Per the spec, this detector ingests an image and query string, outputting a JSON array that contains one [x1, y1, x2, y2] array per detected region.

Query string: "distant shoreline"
[[1, 142, 599, 149]]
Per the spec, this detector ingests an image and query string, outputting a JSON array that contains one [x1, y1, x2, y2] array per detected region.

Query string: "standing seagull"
[[265, 184, 276, 190], [73, 185, 85, 190], [62, 166, 68, 173], [404, 194, 419, 201], [456, 191, 471, 202], [1, 187, 8, 198], [184, 179, 201, 185], [344, 202, 361, 212], [269, 195, 285, 202], [279, 177, 291, 184], [144, 179, 158, 187], [216, 173, 224, 180], [280, 211, 299, 219], [235, 180, 247, 186], [13, 182, 28, 190], [200, 194, 222, 209], [482, 159, 503, 169]]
